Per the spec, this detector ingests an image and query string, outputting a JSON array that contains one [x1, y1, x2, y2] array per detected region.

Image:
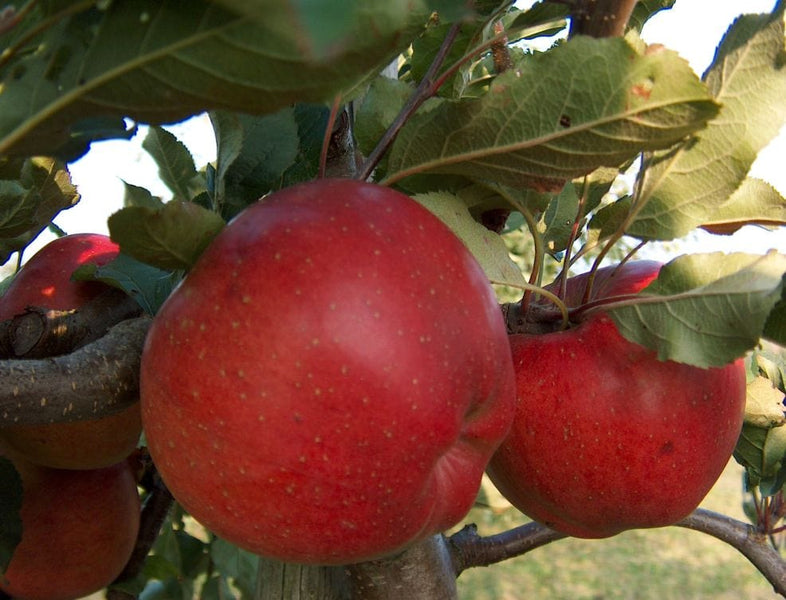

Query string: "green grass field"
[[456, 461, 782, 600]]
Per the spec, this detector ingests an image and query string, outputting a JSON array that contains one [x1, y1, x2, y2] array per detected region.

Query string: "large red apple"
[[140, 179, 515, 564], [486, 261, 746, 538], [0, 456, 140, 600], [0, 233, 142, 469]]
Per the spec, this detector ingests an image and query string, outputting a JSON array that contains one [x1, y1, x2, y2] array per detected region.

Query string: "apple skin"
[[486, 261, 747, 538], [0, 456, 141, 600], [0, 233, 142, 470], [140, 179, 515, 565]]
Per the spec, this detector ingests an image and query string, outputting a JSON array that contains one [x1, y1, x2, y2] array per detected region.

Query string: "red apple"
[[0, 233, 142, 470], [140, 179, 515, 564], [486, 261, 747, 538], [0, 456, 141, 600]]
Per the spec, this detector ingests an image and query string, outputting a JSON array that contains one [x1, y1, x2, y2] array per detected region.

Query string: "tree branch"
[[567, 0, 638, 38], [343, 535, 458, 600], [108, 460, 174, 600], [0, 317, 151, 426], [675, 509, 786, 596], [448, 509, 785, 596], [448, 521, 566, 576], [0, 287, 142, 360]]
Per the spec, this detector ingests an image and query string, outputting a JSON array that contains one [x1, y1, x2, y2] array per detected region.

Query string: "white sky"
[[27, 1, 786, 263]]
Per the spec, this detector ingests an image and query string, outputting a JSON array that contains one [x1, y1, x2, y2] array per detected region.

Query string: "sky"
[[26, 1, 786, 263]]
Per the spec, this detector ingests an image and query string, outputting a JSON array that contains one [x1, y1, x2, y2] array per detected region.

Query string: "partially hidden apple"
[[140, 179, 515, 564], [0, 456, 141, 600], [0, 233, 142, 469], [486, 260, 747, 538]]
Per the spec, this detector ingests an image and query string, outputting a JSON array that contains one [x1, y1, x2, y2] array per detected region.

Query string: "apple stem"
[[556, 175, 591, 302], [318, 95, 345, 180], [485, 184, 548, 317]]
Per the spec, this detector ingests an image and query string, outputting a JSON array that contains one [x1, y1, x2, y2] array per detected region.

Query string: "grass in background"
[[456, 461, 781, 600]]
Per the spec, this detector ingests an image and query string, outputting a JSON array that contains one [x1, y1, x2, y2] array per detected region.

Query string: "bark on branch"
[[0, 287, 142, 360], [567, 0, 638, 37], [448, 509, 785, 596], [0, 317, 151, 426], [675, 508, 786, 596]]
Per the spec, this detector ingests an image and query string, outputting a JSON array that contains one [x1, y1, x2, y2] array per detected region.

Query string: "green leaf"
[[734, 422, 786, 495], [606, 252, 786, 368], [211, 108, 300, 217], [0, 457, 22, 573], [586, 196, 631, 248], [699, 178, 786, 235], [354, 76, 413, 157], [763, 278, 786, 346], [74, 253, 176, 315], [627, 0, 676, 33], [0, 0, 429, 157], [539, 184, 579, 255], [626, 5, 786, 240], [123, 181, 165, 209], [413, 191, 526, 287], [210, 538, 258, 599], [0, 157, 79, 264], [753, 350, 786, 393], [143, 127, 202, 203], [744, 376, 786, 428], [383, 36, 718, 190], [210, 104, 330, 220], [108, 202, 225, 271]]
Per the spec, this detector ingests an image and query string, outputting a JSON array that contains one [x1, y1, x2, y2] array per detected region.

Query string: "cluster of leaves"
[[2, 0, 786, 596]]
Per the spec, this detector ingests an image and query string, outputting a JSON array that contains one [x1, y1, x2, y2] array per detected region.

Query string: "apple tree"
[[1, 1, 786, 599]]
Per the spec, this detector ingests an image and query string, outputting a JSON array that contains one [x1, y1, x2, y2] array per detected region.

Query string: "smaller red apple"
[[0, 233, 142, 469], [487, 261, 747, 538], [0, 456, 141, 600]]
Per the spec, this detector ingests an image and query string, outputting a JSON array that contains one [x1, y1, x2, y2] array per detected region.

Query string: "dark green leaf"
[[143, 127, 202, 203], [210, 538, 258, 599], [763, 282, 786, 346], [108, 202, 225, 271], [75, 253, 177, 315], [505, 1, 570, 40], [627, 0, 676, 33], [0, 157, 79, 264], [123, 181, 165, 209], [211, 109, 299, 217], [0, 457, 22, 573], [0, 0, 430, 157]]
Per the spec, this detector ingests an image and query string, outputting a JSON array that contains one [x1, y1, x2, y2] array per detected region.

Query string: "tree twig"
[[448, 522, 567, 576], [108, 464, 174, 600], [0, 317, 151, 426], [675, 508, 786, 596], [357, 22, 463, 181]]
